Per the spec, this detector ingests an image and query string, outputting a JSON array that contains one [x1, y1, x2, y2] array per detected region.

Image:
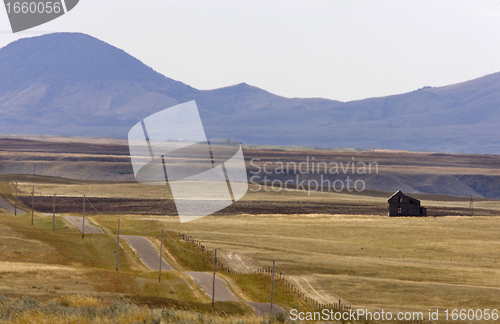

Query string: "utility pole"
[[116, 218, 120, 271], [469, 195, 474, 216], [52, 193, 55, 232], [31, 186, 34, 225], [271, 259, 275, 311], [82, 194, 85, 239], [212, 248, 217, 312], [14, 181, 17, 215], [158, 227, 164, 282]]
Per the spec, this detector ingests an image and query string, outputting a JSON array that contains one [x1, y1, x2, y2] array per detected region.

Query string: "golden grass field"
[[2, 137, 500, 323], [4, 176, 500, 322], [150, 214, 500, 313]]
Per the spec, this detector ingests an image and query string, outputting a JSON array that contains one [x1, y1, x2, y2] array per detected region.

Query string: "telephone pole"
[[158, 227, 164, 282], [116, 218, 120, 271], [31, 186, 34, 225], [82, 194, 85, 239], [14, 181, 17, 215], [52, 193, 55, 232], [212, 248, 217, 312]]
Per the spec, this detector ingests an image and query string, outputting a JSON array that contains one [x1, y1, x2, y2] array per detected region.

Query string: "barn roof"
[[388, 190, 403, 200], [388, 190, 421, 204]]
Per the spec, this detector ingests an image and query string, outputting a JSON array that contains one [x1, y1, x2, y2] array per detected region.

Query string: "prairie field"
[[5, 178, 500, 321], [107, 213, 500, 315], [1, 136, 500, 323]]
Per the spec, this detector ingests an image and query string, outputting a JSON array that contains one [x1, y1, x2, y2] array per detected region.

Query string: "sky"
[[1, 0, 500, 102]]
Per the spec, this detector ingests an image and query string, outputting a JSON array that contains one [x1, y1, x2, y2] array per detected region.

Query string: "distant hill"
[[0, 32, 499, 154]]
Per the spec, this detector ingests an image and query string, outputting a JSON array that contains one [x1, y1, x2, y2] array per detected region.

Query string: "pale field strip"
[[14, 181, 382, 201], [0, 134, 129, 145], [248, 161, 500, 176], [15, 182, 174, 199], [0, 261, 78, 272], [0, 151, 130, 159], [377, 165, 500, 175], [16, 179, 500, 203], [9, 152, 500, 176]]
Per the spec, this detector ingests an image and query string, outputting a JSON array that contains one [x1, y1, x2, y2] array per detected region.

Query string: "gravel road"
[[121, 235, 172, 271], [185, 271, 238, 302], [185, 271, 285, 316], [0, 195, 25, 214], [119, 236, 283, 316], [245, 302, 287, 317], [63, 215, 104, 234]]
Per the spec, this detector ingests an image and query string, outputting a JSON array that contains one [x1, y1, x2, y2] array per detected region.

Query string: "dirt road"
[[184, 271, 286, 316], [63, 216, 104, 234], [119, 236, 283, 316], [214, 248, 344, 309], [185, 271, 238, 302], [245, 302, 286, 317], [121, 235, 172, 271], [217, 250, 262, 274], [288, 275, 343, 306], [0, 195, 25, 214]]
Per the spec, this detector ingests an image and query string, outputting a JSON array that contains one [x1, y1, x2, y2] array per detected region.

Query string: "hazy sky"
[[1, 0, 500, 102]]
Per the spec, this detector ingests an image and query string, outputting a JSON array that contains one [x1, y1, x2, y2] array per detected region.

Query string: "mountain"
[[0, 32, 499, 154]]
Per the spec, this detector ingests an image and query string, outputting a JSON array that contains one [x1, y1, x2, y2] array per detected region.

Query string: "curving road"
[[121, 235, 172, 271], [63, 216, 104, 234], [119, 236, 284, 317], [0, 195, 26, 214], [184, 271, 286, 317], [185, 271, 238, 302]]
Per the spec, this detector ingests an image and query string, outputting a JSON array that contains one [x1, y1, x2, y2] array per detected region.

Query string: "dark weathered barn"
[[388, 190, 427, 216]]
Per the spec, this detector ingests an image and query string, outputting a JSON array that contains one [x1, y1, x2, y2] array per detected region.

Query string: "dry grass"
[[0, 295, 278, 324], [128, 213, 500, 316], [5, 174, 500, 320], [0, 211, 202, 304]]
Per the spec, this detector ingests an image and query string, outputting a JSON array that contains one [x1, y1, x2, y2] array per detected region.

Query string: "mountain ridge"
[[0, 32, 499, 154]]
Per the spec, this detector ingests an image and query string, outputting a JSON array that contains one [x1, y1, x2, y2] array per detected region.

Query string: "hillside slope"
[[0, 33, 499, 153]]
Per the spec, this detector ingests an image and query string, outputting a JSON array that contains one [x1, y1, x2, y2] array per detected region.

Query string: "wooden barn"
[[388, 190, 427, 216]]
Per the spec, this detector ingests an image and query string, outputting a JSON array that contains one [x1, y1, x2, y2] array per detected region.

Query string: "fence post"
[[82, 194, 85, 239], [31, 186, 34, 225], [158, 227, 163, 282], [270, 260, 275, 311], [14, 181, 17, 215]]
